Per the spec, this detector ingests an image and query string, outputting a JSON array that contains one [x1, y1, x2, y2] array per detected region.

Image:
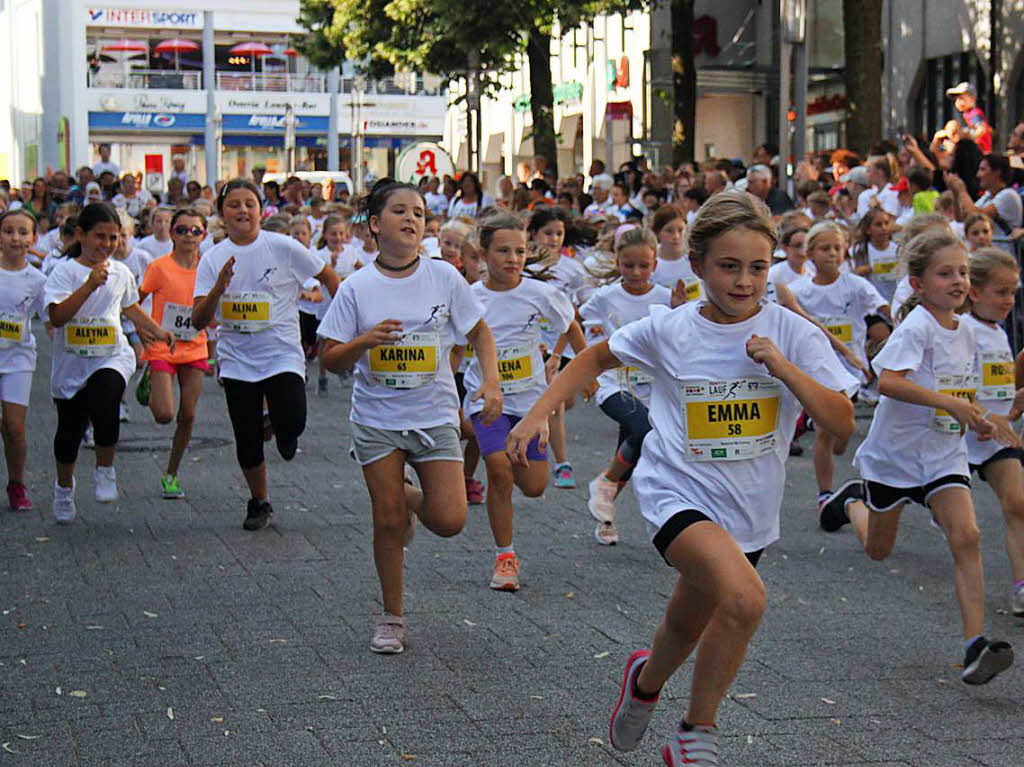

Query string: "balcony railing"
[[215, 72, 327, 93], [339, 75, 443, 96], [87, 70, 202, 90]]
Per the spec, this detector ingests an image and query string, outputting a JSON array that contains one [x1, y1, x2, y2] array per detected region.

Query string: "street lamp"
[[779, 0, 808, 197], [782, 0, 807, 44]]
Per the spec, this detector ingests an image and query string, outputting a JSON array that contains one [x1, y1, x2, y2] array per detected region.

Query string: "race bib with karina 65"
[[977, 349, 1014, 401], [0, 310, 26, 347], [497, 345, 536, 394], [933, 373, 977, 433], [64, 317, 118, 357], [369, 331, 440, 389], [680, 377, 782, 461], [218, 291, 272, 333]]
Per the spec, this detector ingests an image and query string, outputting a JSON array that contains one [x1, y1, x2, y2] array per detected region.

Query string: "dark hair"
[[758, 142, 779, 157], [170, 207, 208, 230], [60, 216, 78, 237], [949, 139, 982, 198], [457, 172, 484, 202], [982, 153, 1011, 184], [906, 165, 933, 191], [651, 204, 685, 234], [63, 202, 120, 259], [359, 177, 425, 243], [526, 205, 568, 236], [0, 208, 38, 236], [216, 178, 263, 214]]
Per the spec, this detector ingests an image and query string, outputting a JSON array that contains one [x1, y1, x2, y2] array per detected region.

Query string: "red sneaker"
[[6, 482, 32, 512]]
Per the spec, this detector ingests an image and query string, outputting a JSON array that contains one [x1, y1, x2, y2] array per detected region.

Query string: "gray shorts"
[[349, 421, 463, 466]]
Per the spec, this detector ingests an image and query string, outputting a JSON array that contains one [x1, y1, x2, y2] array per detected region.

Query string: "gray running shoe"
[[662, 723, 721, 766], [609, 650, 658, 751], [370, 614, 407, 654]]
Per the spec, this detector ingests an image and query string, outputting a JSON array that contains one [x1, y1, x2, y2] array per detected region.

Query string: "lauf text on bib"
[[681, 377, 782, 461]]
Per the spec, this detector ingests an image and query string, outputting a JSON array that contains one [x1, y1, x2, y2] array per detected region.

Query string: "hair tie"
[[613, 223, 638, 247]]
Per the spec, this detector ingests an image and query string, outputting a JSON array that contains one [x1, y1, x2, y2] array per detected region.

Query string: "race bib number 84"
[[681, 378, 782, 461]]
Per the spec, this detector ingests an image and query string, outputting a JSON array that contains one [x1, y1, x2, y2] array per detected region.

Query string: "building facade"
[[1, 0, 445, 186]]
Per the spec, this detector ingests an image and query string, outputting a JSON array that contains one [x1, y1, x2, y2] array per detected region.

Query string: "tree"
[[843, 0, 883, 154], [670, 0, 696, 164]]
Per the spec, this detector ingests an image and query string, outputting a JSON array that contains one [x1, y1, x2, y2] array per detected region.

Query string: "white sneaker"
[[595, 521, 620, 545], [83, 425, 95, 447], [1013, 584, 1024, 617], [588, 473, 619, 524], [53, 481, 76, 525], [119, 402, 130, 422], [94, 466, 118, 503]]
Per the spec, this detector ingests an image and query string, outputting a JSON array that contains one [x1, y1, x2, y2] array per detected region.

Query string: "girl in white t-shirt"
[[964, 212, 994, 253], [527, 207, 587, 489], [851, 207, 900, 303], [0, 210, 47, 511], [193, 180, 341, 533], [768, 224, 814, 288], [312, 214, 361, 397], [651, 204, 702, 301], [579, 227, 675, 545], [45, 203, 174, 523], [465, 213, 585, 591], [789, 220, 889, 509], [959, 248, 1024, 617], [822, 230, 1017, 685], [318, 179, 502, 655], [508, 190, 856, 765]]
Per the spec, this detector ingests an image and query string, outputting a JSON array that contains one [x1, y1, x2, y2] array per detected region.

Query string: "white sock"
[[496, 544, 514, 556]]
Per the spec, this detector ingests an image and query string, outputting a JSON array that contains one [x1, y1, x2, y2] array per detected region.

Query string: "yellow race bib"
[[978, 349, 1014, 401], [681, 378, 782, 461], [369, 331, 440, 389], [685, 279, 702, 301], [497, 345, 535, 394], [65, 318, 118, 357], [818, 316, 854, 345], [0, 311, 25, 347], [933, 373, 977, 433], [218, 291, 272, 333]]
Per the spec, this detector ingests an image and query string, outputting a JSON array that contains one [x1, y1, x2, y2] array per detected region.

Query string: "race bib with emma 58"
[[680, 377, 782, 461]]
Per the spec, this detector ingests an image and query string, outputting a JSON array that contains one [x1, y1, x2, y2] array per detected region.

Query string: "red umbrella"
[[282, 48, 298, 57], [101, 39, 148, 54], [229, 42, 272, 56], [155, 38, 198, 71]]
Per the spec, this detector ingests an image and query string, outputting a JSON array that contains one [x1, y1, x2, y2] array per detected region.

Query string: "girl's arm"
[[746, 334, 855, 443], [123, 304, 175, 350], [316, 265, 341, 297], [776, 283, 870, 377], [319, 319, 402, 373], [450, 346, 465, 374], [192, 256, 235, 331], [48, 263, 108, 327], [547, 319, 586, 378], [508, 342, 620, 464], [464, 319, 502, 424]]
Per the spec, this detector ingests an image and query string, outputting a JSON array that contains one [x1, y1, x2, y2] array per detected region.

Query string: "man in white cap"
[[945, 82, 992, 154], [840, 165, 871, 222]]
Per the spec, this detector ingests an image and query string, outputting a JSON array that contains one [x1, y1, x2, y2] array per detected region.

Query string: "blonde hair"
[[897, 229, 966, 321], [805, 220, 847, 253], [898, 212, 948, 243], [440, 218, 472, 240], [685, 189, 777, 261], [965, 247, 1018, 312], [589, 227, 659, 284], [316, 213, 348, 249]]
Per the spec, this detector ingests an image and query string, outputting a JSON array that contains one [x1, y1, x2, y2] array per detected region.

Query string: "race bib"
[[0, 310, 26, 348], [933, 373, 977, 433], [369, 331, 440, 389], [64, 317, 118, 357], [871, 257, 899, 280], [218, 291, 272, 333], [684, 279, 702, 301], [161, 301, 199, 341], [819, 316, 854, 346], [497, 345, 535, 394], [977, 349, 1014, 402], [681, 378, 782, 461], [618, 366, 653, 386]]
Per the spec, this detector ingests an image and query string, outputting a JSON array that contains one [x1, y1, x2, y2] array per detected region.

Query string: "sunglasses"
[[173, 225, 204, 236]]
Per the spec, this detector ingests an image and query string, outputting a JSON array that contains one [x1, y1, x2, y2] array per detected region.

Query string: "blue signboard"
[[222, 115, 329, 133], [89, 112, 206, 131]]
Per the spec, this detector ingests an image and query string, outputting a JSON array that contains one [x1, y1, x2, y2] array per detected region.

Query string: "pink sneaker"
[[6, 482, 32, 512], [465, 477, 485, 505]]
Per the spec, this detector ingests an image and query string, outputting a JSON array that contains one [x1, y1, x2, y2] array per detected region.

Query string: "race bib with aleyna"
[[497, 345, 535, 394], [368, 331, 440, 389], [64, 317, 118, 357], [680, 377, 782, 461], [218, 291, 272, 332]]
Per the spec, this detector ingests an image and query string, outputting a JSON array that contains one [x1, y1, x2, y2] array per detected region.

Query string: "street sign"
[[396, 142, 455, 183]]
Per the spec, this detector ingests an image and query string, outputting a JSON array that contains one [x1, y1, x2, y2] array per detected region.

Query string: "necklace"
[[376, 255, 419, 273]]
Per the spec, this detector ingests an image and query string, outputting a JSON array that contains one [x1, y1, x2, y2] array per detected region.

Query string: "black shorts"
[[652, 509, 764, 568], [864, 474, 970, 512], [299, 311, 319, 349], [970, 447, 1024, 482], [455, 371, 467, 404], [542, 353, 572, 372], [865, 313, 892, 331]]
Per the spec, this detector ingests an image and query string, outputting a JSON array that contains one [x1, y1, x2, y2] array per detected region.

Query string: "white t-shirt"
[[856, 183, 900, 218], [0, 264, 47, 374], [788, 272, 887, 376], [307, 214, 327, 240], [312, 247, 361, 321], [962, 312, 1016, 467], [652, 257, 703, 302], [112, 189, 153, 218], [44, 259, 140, 399], [579, 283, 672, 405], [853, 305, 975, 486], [768, 259, 815, 288], [539, 256, 588, 359], [424, 192, 449, 217], [137, 235, 173, 263], [977, 188, 1023, 237], [864, 241, 901, 300], [890, 275, 914, 325], [36, 228, 61, 254], [610, 301, 856, 553], [92, 160, 120, 178], [194, 231, 325, 382], [447, 195, 494, 219], [317, 258, 483, 431], [464, 278, 574, 417]]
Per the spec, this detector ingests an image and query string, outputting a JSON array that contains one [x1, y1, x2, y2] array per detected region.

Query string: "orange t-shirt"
[[139, 255, 208, 363]]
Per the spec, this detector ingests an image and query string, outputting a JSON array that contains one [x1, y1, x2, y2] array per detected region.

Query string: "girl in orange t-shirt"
[[138, 209, 209, 499]]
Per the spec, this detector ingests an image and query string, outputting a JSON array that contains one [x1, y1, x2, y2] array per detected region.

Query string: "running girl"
[[137, 208, 210, 499], [439, 219, 471, 271], [851, 207, 900, 301], [959, 247, 1024, 617], [193, 179, 341, 531], [964, 212, 994, 253], [821, 229, 1017, 684], [465, 213, 585, 589], [0, 210, 47, 510], [580, 227, 672, 545], [768, 224, 814, 288], [527, 206, 586, 489], [507, 190, 856, 765], [317, 179, 501, 653], [313, 213, 361, 396], [650, 204, 702, 301], [789, 220, 889, 511], [45, 202, 174, 522]]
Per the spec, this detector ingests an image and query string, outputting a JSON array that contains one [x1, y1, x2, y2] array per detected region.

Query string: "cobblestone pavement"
[[2, 337, 1023, 766]]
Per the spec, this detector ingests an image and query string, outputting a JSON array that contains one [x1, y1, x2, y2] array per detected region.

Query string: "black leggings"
[[53, 368, 126, 464], [222, 372, 306, 470], [299, 311, 319, 349], [599, 391, 652, 482]]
